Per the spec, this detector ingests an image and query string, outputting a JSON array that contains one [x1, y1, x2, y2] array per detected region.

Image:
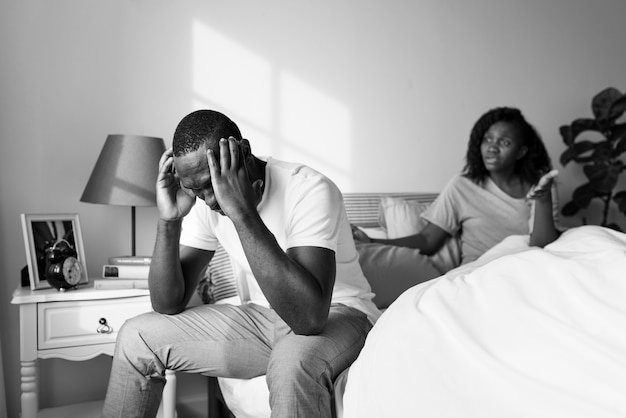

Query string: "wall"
[[1, 0, 625, 416]]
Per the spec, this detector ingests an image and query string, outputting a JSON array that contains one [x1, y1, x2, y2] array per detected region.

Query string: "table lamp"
[[80, 134, 166, 256]]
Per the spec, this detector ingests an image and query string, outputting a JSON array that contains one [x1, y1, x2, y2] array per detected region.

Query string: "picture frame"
[[20, 213, 88, 290]]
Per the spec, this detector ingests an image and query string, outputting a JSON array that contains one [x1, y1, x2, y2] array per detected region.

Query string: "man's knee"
[[114, 312, 166, 364], [265, 336, 335, 417], [266, 336, 332, 388]]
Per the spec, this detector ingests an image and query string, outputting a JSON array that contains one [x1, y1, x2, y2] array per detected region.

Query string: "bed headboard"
[[342, 193, 439, 228]]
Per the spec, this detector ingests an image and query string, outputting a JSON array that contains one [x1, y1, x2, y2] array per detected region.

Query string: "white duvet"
[[343, 226, 626, 418]]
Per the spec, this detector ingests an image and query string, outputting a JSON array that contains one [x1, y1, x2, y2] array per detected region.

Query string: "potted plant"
[[559, 87, 626, 231]]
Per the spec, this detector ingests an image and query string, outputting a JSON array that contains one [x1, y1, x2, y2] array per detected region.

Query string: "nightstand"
[[11, 283, 177, 418]]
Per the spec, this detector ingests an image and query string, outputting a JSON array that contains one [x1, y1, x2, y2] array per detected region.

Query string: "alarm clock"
[[44, 239, 83, 291]]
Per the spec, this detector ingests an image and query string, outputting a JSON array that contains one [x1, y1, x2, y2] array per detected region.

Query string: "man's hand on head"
[[156, 148, 196, 221], [206, 137, 263, 221]]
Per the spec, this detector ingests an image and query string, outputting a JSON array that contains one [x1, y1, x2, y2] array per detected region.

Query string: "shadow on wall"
[[189, 20, 354, 190]]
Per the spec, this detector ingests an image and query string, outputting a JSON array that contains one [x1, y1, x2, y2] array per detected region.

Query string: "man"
[[102, 110, 380, 417]]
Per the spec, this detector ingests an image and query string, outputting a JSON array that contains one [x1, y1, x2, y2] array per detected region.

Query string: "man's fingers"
[[157, 151, 175, 184], [219, 138, 231, 173], [158, 148, 174, 171], [229, 137, 241, 171], [207, 148, 219, 178]]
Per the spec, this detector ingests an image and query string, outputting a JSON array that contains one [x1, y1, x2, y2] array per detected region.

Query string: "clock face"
[[62, 256, 82, 285]]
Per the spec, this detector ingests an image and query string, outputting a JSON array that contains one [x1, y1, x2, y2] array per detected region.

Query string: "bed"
[[342, 225, 626, 418], [199, 192, 457, 417], [199, 195, 626, 417]]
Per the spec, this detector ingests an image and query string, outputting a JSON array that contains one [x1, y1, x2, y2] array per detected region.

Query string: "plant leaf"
[[583, 163, 620, 193], [610, 123, 626, 149], [583, 164, 605, 181], [561, 88, 626, 228], [592, 87, 622, 125], [561, 200, 581, 217], [572, 118, 598, 136], [614, 190, 626, 213], [559, 140, 597, 165], [571, 182, 598, 208], [559, 119, 598, 146], [559, 125, 573, 146], [609, 93, 626, 121], [591, 141, 612, 161]]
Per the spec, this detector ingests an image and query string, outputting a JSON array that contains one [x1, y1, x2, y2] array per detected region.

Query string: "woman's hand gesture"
[[526, 169, 558, 201]]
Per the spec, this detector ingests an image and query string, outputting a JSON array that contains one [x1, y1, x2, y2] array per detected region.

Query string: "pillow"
[[379, 196, 461, 274], [356, 242, 439, 309], [379, 196, 430, 237], [357, 226, 388, 240]]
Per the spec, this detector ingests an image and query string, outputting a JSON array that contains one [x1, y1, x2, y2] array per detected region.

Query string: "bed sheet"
[[343, 226, 626, 418]]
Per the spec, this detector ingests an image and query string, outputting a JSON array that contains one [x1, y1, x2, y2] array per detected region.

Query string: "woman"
[[354, 107, 560, 267]]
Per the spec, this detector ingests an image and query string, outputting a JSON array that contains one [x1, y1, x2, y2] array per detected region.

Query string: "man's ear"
[[240, 138, 252, 158], [252, 179, 264, 202]]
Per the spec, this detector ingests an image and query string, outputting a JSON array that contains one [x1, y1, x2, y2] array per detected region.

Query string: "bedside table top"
[[11, 281, 150, 305]]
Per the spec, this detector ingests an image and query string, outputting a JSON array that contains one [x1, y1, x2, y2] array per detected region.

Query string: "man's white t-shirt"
[[180, 157, 381, 324]]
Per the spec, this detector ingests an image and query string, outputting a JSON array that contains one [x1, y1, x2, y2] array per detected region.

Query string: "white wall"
[[1, 0, 625, 416]]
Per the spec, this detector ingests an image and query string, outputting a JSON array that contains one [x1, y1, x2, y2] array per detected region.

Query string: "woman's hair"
[[173, 110, 242, 157], [462, 107, 552, 185]]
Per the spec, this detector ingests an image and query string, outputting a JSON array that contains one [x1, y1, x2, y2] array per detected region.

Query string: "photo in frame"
[[20, 213, 88, 290]]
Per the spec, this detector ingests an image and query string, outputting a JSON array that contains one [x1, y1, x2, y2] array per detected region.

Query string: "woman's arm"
[[529, 195, 560, 247], [354, 222, 451, 256], [528, 171, 560, 247]]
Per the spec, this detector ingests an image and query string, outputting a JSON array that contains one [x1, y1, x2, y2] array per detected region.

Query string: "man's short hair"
[[172, 110, 242, 156]]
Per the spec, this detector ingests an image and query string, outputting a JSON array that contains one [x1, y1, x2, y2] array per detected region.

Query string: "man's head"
[[171, 110, 253, 214], [172, 110, 242, 157]]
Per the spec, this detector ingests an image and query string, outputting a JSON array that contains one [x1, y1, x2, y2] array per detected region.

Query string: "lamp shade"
[[81, 135, 166, 206]]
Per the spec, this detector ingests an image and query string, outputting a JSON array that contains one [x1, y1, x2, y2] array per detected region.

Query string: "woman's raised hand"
[[526, 169, 558, 200]]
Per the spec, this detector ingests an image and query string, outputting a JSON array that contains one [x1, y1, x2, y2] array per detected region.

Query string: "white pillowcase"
[[356, 226, 388, 240], [378, 196, 461, 274], [379, 196, 431, 238]]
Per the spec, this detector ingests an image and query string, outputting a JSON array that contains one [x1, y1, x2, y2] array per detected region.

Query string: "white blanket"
[[343, 226, 626, 418]]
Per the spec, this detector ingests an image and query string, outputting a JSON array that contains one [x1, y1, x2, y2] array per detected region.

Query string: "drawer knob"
[[97, 317, 113, 334]]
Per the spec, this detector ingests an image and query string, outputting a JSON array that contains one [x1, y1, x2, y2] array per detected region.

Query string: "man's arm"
[[353, 222, 450, 256], [207, 138, 335, 335], [149, 148, 215, 314], [234, 210, 336, 335], [148, 219, 214, 314]]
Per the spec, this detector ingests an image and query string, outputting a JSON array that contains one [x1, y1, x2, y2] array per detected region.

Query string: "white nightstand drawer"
[[38, 296, 152, 350]]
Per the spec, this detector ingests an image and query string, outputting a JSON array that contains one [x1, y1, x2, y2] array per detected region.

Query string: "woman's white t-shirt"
[[422, 175, 538, 265]]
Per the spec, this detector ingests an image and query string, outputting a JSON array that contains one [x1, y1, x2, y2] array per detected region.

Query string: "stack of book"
[[93, 256, 152, 289]]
